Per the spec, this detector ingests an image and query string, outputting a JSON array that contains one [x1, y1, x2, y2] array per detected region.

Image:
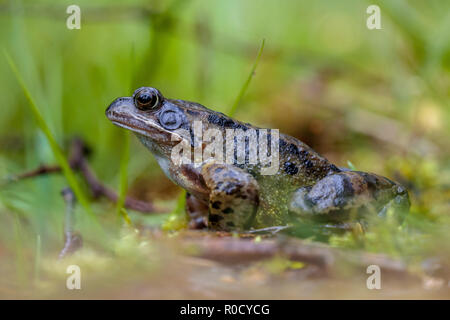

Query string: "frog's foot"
[[289, 171, 409, 225], [185, 192, 208, 229], [201, 162, 259, 231]]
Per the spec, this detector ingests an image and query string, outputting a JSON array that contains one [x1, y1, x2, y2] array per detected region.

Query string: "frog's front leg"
[[201, 162, 259, 231]]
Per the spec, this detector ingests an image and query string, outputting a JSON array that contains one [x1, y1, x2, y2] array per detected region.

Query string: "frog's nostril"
[[106, 97, 132, 116], [106, 98, 120, 114]]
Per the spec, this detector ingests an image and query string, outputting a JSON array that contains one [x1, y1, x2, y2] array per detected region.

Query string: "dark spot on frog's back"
[[186, 109, 200, 116], [232, 122, 249, 131], [207, 114, 248, 131], [287, 143, 300, 157], [209, 214, 223, 222], [280, 141, 299, 157], [280, 142, 315, 166], [304, 160, 314, 168], [222, 207, 233, 214], [284, 162, 299, 175], [212, 201, 222, 209], [299, 149, 309, 160], [207, 113, 231, 127]]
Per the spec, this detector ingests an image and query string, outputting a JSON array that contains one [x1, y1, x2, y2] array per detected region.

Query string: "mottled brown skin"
[[106, 87, 410, 232]]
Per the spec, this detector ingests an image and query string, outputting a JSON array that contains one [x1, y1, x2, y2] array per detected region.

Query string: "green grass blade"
[[4, 50, 95, 219], [229, 39, 265, 117], [347, 160, 356, 171]]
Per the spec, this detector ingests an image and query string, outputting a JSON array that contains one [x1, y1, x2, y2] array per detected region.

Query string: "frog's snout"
[[105, 97, 134, 119]]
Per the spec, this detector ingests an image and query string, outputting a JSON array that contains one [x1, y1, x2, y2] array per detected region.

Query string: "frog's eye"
[[134, 88, 160, 110]]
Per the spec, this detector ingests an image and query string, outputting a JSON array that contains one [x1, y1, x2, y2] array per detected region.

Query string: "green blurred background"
[[0, 0, 449, 298]]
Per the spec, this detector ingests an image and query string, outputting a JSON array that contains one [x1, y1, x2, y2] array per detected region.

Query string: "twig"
[[15, 165, 61, 180], [4, 138, 164, 214], [229, 39, 265, 116]]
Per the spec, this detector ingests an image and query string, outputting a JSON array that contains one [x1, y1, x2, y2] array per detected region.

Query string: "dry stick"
[[58, 187, 82, 259], [7, 138, 163, 214]]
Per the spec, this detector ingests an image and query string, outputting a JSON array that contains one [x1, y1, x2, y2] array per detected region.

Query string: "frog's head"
[[107, 86, 251, 161], [106, 87, 195, 156]]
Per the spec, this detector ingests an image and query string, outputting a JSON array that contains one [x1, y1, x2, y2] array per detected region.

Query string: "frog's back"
[[249, 133, 339, 227]]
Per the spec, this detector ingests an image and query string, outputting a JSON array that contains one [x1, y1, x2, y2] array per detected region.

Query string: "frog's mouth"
[[106, 97, 182, 142]]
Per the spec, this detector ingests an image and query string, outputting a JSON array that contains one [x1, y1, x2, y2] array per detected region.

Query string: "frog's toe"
[[377, 189, 410, 223]]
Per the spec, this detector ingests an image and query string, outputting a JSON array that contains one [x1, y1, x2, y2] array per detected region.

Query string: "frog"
[[106, 87, 410, 232]]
